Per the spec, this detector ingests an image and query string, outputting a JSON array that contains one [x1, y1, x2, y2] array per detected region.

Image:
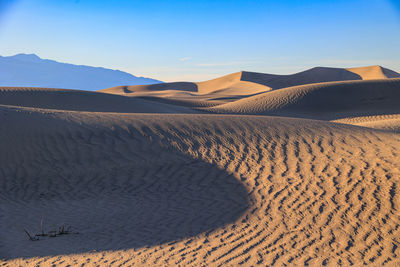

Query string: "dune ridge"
[[347, 65, 400, 80], [0, 87, 197, 113], [100, 65, 400, 96], [101, 72, 271, 97]]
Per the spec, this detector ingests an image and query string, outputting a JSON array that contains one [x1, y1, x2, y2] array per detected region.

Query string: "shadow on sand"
[[0, 113, 249, 260]]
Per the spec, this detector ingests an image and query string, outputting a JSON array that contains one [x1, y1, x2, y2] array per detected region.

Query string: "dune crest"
[[100, 65, 400, 97], [347, 65, 400, 80], [0, 87, 197, 113]]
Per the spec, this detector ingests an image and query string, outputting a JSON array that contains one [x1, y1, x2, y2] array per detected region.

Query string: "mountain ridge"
[[0, 53, 162, 91]]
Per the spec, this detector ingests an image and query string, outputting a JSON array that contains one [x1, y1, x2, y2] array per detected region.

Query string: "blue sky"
[[0, 0, 399, 81]]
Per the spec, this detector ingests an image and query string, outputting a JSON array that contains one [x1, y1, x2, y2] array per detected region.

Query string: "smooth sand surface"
[[347, 65, 400, 80], [2, 66, 400, 266], [0, 87, 197, 114]]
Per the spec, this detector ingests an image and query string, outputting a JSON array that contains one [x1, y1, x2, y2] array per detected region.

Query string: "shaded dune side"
[[207, 79, 400, 120], [334, 114, 400, 133], [240, 67, 362, 89], [2, 109, 400, 266], [0, 87, 197, 113], [100, 82, 198, 95], [135, 96, 224, 108], [0, 107, 249, 259]]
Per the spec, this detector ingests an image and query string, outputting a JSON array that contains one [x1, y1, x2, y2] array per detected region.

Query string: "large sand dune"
[[100, 72, 271, 96], [0, 87, 196, 113], [2, 65, 400, 266], [99, 66, 400, 114], [2, 106, 400, 266], [100, 65, 400, 96]]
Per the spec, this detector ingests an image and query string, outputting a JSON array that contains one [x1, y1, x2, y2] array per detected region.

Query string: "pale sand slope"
[[207, 79, 400, 120], [0, 87, 197, 113], [348, 65, 400, 80], [99, 73, 272, 108], [100, 72, 271, 96], [2, 105, 400, 266]]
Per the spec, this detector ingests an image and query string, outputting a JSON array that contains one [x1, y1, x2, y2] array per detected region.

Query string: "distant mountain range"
[[0, 54, 162, 91]]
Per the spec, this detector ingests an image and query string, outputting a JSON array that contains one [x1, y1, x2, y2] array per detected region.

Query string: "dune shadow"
[[0, 115, 249, 260], [0, 88, 196, 113], [140, 82, 198, 92], [240, 68, 362, 89]]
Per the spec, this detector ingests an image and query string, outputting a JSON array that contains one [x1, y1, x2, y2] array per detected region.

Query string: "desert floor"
[[1, 66, 400, 266]]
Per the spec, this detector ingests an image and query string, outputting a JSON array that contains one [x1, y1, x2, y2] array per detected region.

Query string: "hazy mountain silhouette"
[[0, 54, 162, 91]]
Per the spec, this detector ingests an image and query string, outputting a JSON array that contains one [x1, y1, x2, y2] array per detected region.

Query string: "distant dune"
[[347, 65, 400, 79], [101, 72, 271, 96], [0, 87, 195, 113], [2, 65, 400, 266], [206, 79, 400, 120], [101, 65, 400, 96]]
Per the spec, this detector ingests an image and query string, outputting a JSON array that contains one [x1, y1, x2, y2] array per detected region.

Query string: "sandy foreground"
[[1, 66, 400, 266]]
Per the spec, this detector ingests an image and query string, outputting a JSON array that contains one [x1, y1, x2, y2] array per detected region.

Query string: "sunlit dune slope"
[[195, 72, 270, 94], [100, 72, 271, 96], [347, 65, 400, 80], [2, 106, 400, 266], [206, 79, 400, 120], [0, 87, 197, 113]]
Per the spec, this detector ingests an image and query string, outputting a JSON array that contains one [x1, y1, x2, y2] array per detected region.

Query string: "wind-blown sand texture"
[[2, 65, 400, 266]]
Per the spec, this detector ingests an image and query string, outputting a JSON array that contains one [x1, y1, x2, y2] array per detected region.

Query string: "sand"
[[2, 65, 400, 266], [206, 78, 400, 120]]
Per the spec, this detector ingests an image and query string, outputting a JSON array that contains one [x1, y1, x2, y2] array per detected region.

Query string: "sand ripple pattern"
[[1, 108, 400, 266]]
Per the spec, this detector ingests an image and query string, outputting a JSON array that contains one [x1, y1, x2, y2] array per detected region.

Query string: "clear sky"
[[0, 0, 399, 82]]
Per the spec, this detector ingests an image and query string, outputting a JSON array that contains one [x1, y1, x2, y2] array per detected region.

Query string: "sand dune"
[[334, 114, 400, 133], [101, 72, 271, 97], [101, 82, 198, 94], [98, 66, 400, 112], [2, 65, 400, 266], [100, 65, 400, 97], [207, 78, 400, 120], [2, 106, 400, 266], [347, 65, 400, 80], [239, 65, 399, 89], [0, 87, 197, 113]]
